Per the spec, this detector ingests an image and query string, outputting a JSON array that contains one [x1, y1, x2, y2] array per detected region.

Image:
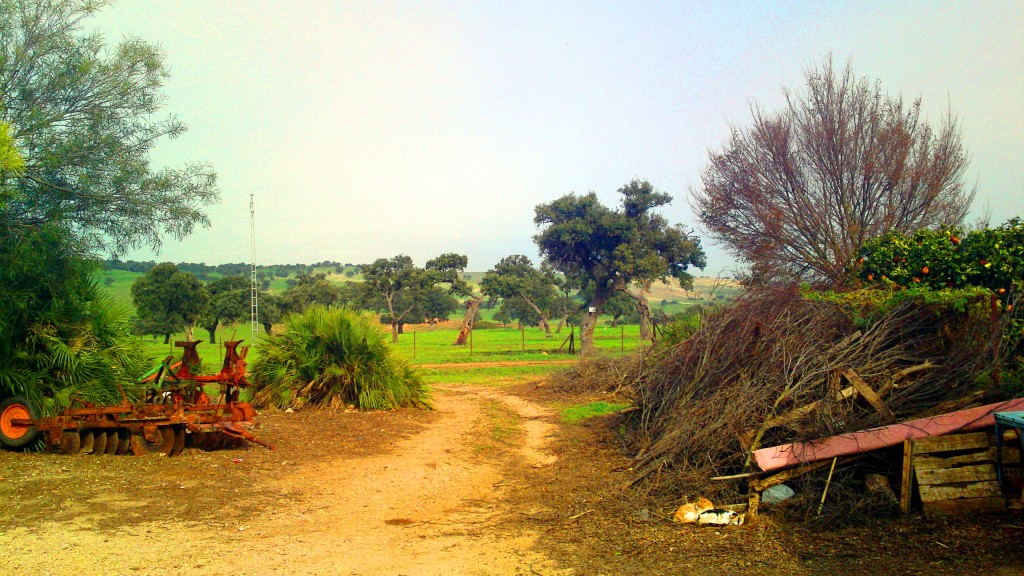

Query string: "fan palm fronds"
[[250, 305, 430, 411]]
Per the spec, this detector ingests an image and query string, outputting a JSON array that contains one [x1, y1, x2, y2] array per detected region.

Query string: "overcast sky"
[[94, 0, 1024, 276]]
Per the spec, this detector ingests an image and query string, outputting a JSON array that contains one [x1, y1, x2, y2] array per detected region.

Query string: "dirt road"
[[2, 382, 1023, 575], [0, 385, 569, 576]]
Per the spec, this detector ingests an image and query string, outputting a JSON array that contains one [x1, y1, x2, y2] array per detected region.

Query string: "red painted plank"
[[753, 398, 1024, 472]]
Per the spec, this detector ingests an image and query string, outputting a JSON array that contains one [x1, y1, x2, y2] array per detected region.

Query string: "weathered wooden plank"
[[922, 496, 1005, 516], [913, 432, 989, 455], [754, 399, 1024, 472], [843, 369, 895, 421], [918, 481, 1002, 502], [916, 463, 996, 486], [914, 448, 996, 470], [901, 439, 914, 514]]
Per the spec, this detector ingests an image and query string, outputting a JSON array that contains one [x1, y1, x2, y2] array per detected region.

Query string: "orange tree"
[[859, 218, 1023, 381]]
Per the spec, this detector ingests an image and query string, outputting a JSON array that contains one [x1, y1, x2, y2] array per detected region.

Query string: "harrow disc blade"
[[113, 429, 130, 455], [91, 430, 108, 455], [57, 431, 81, 455], [78, 430, 94, 455], [130, 426, 177, 456]]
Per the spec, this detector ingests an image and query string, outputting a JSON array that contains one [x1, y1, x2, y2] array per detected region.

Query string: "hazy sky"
[[94, 1, 1024, 275]]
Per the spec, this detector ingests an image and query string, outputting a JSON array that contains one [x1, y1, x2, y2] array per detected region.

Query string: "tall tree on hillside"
[[693, 58, 973, 287], [201, 275, 250, 344], [481, 255, 558, 337], [130, 263, 209, 343], [534, 180, 706, 355]]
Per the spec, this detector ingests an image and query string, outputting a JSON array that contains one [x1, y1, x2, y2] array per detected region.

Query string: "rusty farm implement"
[[0, 340, 272, 456]]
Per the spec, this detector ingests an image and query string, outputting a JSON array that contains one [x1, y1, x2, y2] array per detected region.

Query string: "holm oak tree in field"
[[130, 263, 209, 343], [534, 180, 705, 355], [694, 58, 973, 287], [361, 253, 469, 343], [481, 255, 559, 337]]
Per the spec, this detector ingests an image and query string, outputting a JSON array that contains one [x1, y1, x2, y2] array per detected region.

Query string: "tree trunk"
[[390, 321, 400, 343], [580, 307, 599, 355], [205, 321, 219, 344], [454, 296, 482, 346], [521, 295, 552, 338], [555, 318, 564, 334], [626, 288, 653, 341], [397, 321, 405, 334], [163, 333, 171, 345]]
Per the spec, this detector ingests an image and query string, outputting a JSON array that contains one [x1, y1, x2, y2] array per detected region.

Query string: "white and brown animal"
[[673, 497, 714, 524], [696, 508, 745, 526]]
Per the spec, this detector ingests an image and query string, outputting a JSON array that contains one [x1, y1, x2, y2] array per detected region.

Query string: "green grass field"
[[99, 265, 736, 373]]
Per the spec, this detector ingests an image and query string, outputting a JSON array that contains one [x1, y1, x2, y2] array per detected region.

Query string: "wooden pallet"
[[908, 432, 1004, 515]]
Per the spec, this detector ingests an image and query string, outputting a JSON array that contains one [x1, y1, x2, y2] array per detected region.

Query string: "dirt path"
[[0, 385, 571, 576]]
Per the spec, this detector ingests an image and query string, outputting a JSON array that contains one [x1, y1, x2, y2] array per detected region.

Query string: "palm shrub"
[[0, 224, 147, 413], [250, 305, 430, 410]]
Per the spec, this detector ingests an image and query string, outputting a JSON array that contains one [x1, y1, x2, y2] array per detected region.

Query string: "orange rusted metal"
[[19, 340, 272, 456]]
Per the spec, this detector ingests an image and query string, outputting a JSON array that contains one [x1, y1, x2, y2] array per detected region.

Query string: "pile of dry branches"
[[626, 285, 1005, 506]]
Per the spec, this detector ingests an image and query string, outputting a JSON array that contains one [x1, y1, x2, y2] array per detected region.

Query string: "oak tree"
[[534, 180, 705, 355]]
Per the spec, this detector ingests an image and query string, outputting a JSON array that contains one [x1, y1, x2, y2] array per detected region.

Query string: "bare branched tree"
[[693, 58, 974, 287]]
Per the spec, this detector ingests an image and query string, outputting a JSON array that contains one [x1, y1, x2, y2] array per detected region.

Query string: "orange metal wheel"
[[0, 396, 40, 448]]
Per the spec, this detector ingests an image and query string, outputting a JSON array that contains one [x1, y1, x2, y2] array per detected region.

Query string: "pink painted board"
[[753, 398, 1024, 472]]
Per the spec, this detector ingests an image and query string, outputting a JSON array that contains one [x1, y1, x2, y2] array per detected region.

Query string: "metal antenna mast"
[[249, 194, 259, 347]]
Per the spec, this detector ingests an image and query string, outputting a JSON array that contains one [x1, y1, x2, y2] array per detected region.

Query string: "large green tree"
[[0, 0, 218, 258], [0, 2, 214, 412], [361, 254, 468, 343], [534, 180, 705, 355], [481, 255, 558, 337], [130, 263, 209, 343], [693, 58, 972, 287], [279, 273, 342, 315], [201, 275, 250, 344]]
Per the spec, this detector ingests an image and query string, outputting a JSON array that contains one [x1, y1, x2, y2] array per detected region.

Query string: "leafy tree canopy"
[[0, 0, 218, 258], [130, 262, 209, 342], [534, 179, 705, 353]]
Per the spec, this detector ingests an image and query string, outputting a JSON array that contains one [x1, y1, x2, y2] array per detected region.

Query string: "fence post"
[[469, 328, 473, 356]]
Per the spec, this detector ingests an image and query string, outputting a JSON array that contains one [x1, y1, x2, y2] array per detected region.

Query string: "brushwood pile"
[[612, 285, 1021, 520]]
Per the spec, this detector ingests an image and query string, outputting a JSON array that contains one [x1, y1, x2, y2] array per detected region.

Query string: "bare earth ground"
[[1, 377, 1023, 576]]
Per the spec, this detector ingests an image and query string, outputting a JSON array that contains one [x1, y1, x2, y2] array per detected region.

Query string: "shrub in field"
[[250, 306, 430, 410]]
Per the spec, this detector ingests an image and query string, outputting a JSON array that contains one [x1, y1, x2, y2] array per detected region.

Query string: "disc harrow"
[[4, 340, 272, 456]]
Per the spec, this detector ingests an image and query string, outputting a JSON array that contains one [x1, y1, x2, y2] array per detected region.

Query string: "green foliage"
[[202, 275, 250, 341], [361, 253, 467, 338], [0, 0, 218, 258], [860, 218, 1024, 292], [0, 224, 146, 412], [534, 179, 706, 353], [130, 263, 209, 339], [858, 219, 1024, 370], [249, 306, 430, 410], [656, 306, 704, 347], [560, 401, 630, 424]]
